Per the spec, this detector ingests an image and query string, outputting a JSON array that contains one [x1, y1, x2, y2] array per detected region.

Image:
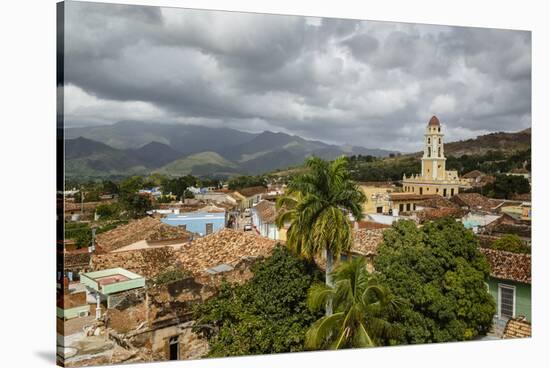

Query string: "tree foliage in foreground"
[[192, 246, 323, 357], [374, 219, 496, 344], [305, 257, 404, 350]]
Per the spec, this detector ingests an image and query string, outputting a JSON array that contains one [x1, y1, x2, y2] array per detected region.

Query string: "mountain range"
[[64, 121, 394, 178]]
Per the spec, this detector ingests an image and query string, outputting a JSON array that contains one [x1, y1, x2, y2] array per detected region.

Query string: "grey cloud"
[[63, 2, 531, 152]]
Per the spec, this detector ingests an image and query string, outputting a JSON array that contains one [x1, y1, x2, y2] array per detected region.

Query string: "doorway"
[[169, 336, 179, 360]]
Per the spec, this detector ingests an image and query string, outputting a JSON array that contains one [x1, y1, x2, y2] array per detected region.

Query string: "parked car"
[[244, 224, 253, 231]]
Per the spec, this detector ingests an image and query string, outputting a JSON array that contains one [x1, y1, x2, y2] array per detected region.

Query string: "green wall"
[[487, 277, 531, 322], [56, 305, 90, 320]]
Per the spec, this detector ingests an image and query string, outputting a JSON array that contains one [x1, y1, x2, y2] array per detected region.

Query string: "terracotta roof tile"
[[356, 221, 391, 230], [351, 228, 385, 256], [254, 200, 277, 223], [237, 186, 267, 197], [95, 217, 192, 253], [451, 193, 495, 212], [178, 228, 277, 276], [503, 317, 531, 338], [480, 248, 531, 283]]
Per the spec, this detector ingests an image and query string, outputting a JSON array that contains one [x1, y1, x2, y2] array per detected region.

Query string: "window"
[[443, 188, 447, 197], [406, 203, 411, 211], [438, 147, 441, 157], [428, 138, 431, 144], [428, 149, 431, 158], [169, 336, 180, 360], [376, 206, 383, 214], [498, 284, 515, 319], [451, 188, 455, 196], [399, 204, 404, 212], [439, 138, 441, 144], [419, 187, 423, 195], [413, 204, 416, 210], [205, 223, 213, 235]]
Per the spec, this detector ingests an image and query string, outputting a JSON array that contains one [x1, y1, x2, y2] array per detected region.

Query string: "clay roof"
[[480, 248, 531, 284], [462, 170, 484, 179], [356, 221, 391, 230], [418, 196, 458, 209], [237, 186, 267, 197], [254, 200, 277, 223], [95, 217, 192, 253], [64, 252, 91, 269], [92, 247, 180, 279], [451, 193, 495, 212], [178, 228, 277, 276], [416, 207, 465, 223], [428, 115, 440, 126], [351, 228, 385, 256], [390, 193, 439, 202], [511, 193, 531, 202], [503, 317, 531, 338]]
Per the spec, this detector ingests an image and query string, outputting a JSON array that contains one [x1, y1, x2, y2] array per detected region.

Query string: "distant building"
[[251, 200, 280, 240], [161, 211, 226, 236], [233, 186, 267, 209], [402, 116, 469, 198], [358, 182, 396, 214]]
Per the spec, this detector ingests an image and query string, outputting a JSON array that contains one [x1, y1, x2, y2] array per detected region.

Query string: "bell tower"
[[421, 116, 446, 180]]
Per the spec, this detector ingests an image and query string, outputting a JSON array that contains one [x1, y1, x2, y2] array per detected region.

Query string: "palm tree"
[[304, 257, 403, 350], [276, 156, 366, 292]]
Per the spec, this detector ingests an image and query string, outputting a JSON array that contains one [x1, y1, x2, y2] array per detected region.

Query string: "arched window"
[[438, 147, 441, 157], [428, 149, 431, 158], [439, 138, 441, 144], [428, 137, 431, 144]]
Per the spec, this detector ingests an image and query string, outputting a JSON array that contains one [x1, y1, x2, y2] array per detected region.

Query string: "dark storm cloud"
[[63, 1, 531, 152]]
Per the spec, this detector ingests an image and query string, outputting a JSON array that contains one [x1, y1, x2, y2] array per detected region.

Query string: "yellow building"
[[358, 182, 396, 214], [402, 116, 468, 198]]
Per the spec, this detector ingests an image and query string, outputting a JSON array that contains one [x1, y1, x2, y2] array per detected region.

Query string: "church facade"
[[402, 116, 467, 198]]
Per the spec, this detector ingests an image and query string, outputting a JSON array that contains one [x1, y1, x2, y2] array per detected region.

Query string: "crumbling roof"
[[451, 193, 496, 212], [462, 170, 484, 179], [92, 247, 180, 278], [178, 228, 277, 276], [64, 252, 91, 269], [480, 248, 531, 284], [95, 217, 192, 253], [351, 228, 385, 256], [254, 200, 277, 223], [418, 196, 458, 209], [390, 193, 439, 202], [503, 317, 531, 338], [237, 186, 267, 197]]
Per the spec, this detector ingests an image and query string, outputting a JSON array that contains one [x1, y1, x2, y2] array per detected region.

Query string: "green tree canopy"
[[484, 174, 530, 199], [374, 218, 496, 344], [305, 257, 404, 350], [193, 246, 323, 357], [489, 234, 530, 254]]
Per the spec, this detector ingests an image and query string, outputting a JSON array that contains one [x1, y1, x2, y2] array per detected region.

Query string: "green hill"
[[156, 151, 238, 176]]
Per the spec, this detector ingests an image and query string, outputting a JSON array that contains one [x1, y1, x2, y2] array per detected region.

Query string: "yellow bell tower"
[[421, 116, 446, 180]]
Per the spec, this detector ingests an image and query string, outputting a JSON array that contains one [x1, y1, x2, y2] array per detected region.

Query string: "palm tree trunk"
[[326, 247, 334, 315]]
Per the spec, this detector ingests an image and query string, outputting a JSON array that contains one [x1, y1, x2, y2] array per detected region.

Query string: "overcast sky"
[[63, 1, 531, 152]]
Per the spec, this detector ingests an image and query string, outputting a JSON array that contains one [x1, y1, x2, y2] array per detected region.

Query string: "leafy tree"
[[374, 219, 496, 344], [483, 174, 530, 199], [95, 203, 120, 220], [228, 175, 266, 190], [161, 175, 197, 199], [489, 234, 530, 254], [305, 257, 403, 349], [64, 223, 92, 249], [123, 193, 152, 218], [276, 156, 366, 307], [193, 246, 323, 357]]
